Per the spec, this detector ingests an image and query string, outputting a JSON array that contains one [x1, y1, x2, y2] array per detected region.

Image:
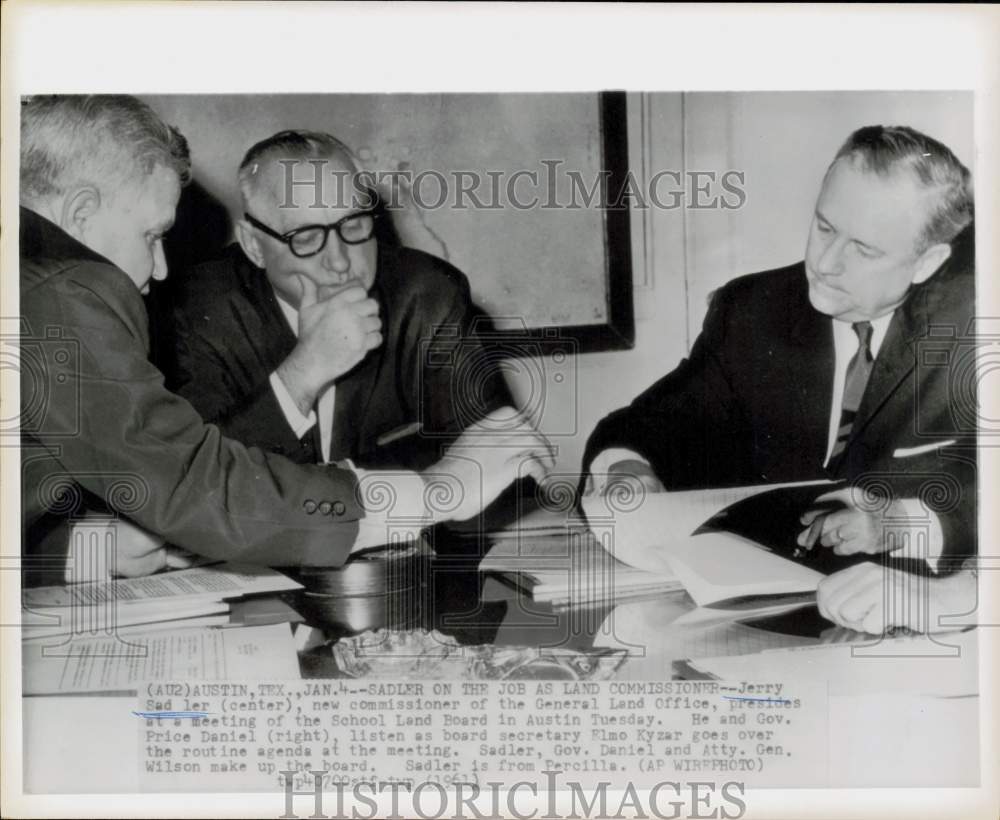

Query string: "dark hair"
[[832, 125, 973, 250], [20, 94, 190, 201]]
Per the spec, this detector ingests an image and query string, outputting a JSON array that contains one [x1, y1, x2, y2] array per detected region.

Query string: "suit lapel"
[[850, 286, 927, 443], [788, 303, 835, 465], [328, 280, 388, 461]]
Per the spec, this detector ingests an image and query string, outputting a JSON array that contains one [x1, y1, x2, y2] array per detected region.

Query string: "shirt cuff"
[[269, 370, 316, 438], [889, 499, 945, 572], [351, 466, 431, 550], [589, 448, 650, 494]]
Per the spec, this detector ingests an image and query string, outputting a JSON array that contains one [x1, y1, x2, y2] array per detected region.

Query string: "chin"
[[806, 284, 840, 317]]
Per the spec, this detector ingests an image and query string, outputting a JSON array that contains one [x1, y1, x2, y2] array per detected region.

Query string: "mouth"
[[317, 280, 366, 300], [806, 269, 843, 294]]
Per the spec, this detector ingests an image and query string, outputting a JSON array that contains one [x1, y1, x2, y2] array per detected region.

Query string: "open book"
[[581, 479, 850, 606]]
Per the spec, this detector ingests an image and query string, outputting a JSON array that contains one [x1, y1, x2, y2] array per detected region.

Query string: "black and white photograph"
[[2, 4, 997, 819]]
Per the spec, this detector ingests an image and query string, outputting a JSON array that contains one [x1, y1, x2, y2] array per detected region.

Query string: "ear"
[[912, 242, 952, 285], [235, 219, 266, 268], [60, 187, 101, 241]]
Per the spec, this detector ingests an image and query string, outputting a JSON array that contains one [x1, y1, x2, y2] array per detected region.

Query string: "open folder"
[[578, 479, 851, 607]]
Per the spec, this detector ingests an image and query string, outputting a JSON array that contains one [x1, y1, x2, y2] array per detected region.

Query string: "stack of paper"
[[480, 528, 682, 607], [21, 563, 302, 641]]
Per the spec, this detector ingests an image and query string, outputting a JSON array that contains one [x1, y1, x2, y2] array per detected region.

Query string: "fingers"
[[797, 508, 880, 555], [165, 548, 197, 569], [816, 564, 882, 630], [813, 487, 853, 506], [816, 563, 885, 632], [297, 274, 319, 310]]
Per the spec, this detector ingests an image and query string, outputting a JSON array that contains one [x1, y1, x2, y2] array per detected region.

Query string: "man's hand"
[[582, 458, 666, 497], [422, 407, 555, 523], [817, 562, 977, 634], [277, 275, 382, 415], [797, 487, 908, 556], [68, 516, 176, 581]]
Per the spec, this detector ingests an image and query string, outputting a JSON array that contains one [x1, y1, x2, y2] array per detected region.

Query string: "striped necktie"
[[829, 320, 874, 467]]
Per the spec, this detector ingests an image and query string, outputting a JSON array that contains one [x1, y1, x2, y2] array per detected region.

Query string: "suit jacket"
[[584, 226, 977, 562], [162, 243, 512, 471], [20, 208, 364, 587]]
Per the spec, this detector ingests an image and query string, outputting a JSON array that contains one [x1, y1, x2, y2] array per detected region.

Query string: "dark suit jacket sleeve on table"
[[20, 210, 363, 586]]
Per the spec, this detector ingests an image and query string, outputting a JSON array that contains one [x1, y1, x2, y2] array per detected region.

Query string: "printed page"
[[21, 563, 302, 608], [22, 623, 299, 695]]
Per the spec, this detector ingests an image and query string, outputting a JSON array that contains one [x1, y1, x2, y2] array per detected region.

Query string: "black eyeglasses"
[[244, 210, 377, 258]]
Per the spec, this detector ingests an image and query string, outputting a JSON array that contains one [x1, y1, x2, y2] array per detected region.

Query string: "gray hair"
[[20, 95, 190, 204], [831, 125, 973, 251], [237, 129, 361, 210]]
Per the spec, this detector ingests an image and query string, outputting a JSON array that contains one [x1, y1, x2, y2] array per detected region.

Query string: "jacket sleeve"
[[582, 284, 755, 489], [23, 262, 361, 569], [168, 299, 307, 458]]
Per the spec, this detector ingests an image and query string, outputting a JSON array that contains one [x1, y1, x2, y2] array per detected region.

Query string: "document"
[[479, 528, 681, 605], [22, 623, 300, 696], [582, 480, 835, 605], [21, 563, 302, 608]]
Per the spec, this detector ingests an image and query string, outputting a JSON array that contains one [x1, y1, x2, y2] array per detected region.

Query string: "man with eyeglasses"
[[165, 130, 517, 473]]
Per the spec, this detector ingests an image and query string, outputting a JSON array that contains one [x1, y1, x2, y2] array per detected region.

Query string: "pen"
[[793, 513, 827, 558]]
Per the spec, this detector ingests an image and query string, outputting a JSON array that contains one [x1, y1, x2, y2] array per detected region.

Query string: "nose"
[[320, 233, 351, 280], [151, 241, 168, 282], [814, 235, 845, 277]]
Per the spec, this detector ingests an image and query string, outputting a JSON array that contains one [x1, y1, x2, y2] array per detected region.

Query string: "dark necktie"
[[829, 321, 874, 466]]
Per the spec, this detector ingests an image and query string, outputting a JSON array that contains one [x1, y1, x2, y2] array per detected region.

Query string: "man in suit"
[[582, 125, 977, 634], [162, 129, 513, 473], [19, 96, 552, 587]]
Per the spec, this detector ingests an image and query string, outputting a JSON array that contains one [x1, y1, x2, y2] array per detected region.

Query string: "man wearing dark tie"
[[162, 129, 515, 473], [582, 125, 977, 633]]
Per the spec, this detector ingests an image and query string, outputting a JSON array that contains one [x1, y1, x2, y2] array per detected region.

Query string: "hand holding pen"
[[795, 488, 897, 557]]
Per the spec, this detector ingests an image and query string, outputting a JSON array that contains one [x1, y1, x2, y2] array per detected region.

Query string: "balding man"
[[20, 98, 552, 587], [164, 130, 514, 472]]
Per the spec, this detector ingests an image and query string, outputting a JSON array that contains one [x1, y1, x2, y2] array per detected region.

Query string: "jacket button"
[[333, 501, 346, 516], [319, 501, 333, 516], [303, 499, 318, 514]]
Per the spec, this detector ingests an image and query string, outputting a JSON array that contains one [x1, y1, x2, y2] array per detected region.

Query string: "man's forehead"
[[250, 151, 359, 209], [818, 158, 931, 248], [121, 165, 180, 223]]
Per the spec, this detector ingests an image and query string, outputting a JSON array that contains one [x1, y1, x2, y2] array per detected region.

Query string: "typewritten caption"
[[137, 679, 828, 791]]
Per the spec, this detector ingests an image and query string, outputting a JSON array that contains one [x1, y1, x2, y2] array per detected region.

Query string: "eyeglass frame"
[[243, 209, 378, 258]]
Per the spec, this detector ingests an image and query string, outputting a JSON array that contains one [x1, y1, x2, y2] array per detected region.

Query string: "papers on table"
[[21, 563, 302, 641], [479, 528, 681, 606], [22, 623, 300, 695], [22, 562, 301, 608], [581, 479, 834, 606]]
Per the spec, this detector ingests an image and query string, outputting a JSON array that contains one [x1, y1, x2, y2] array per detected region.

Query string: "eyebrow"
[[815, 209, 885, 255]]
